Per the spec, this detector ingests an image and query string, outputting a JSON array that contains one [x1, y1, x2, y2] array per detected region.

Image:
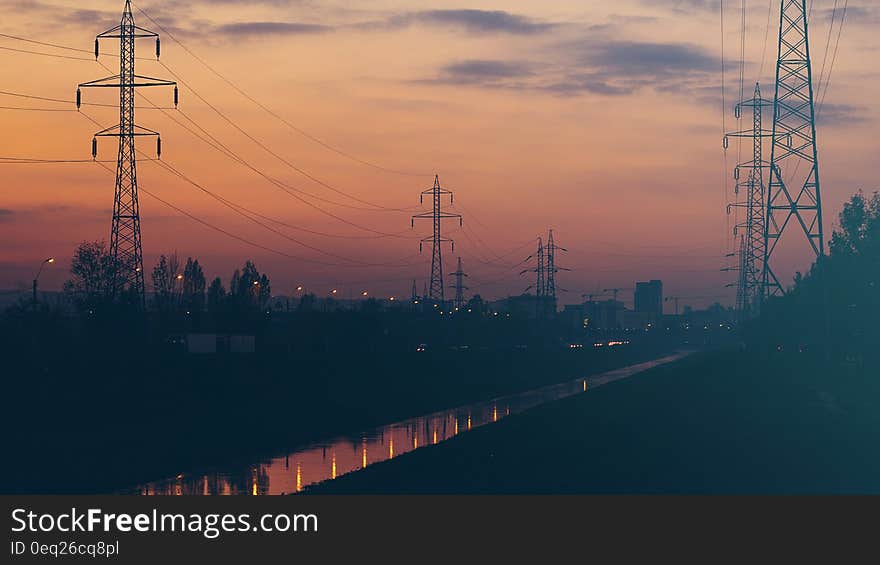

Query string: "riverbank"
[[0, 340, 682, 493], [313, 349, 880, 493]]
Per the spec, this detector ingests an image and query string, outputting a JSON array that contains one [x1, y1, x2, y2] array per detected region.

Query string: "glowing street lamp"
[[33, 257, 55, 305]]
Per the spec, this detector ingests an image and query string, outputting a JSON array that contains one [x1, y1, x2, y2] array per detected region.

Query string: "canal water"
[[130, 351, 691, 495]]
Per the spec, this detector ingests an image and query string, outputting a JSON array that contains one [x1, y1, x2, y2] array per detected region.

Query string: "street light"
[[33, 257, 55, 305], [361, 291, 369, 297]]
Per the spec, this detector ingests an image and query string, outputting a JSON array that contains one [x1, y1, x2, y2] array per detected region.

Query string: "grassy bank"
[[313, 349, 880, 494]]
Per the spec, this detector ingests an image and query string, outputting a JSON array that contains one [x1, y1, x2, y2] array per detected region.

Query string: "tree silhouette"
[[207, 277, 226, 312], [752, 191, 880, 359], [182, 257, 206, 313], [63, 240, 127, 312]]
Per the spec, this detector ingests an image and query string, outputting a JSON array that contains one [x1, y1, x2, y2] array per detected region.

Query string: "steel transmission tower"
[[520, 237, 547, 318], [450, 257, 468, 310], [735, 235, 749, 318], [77, 0, 177, 306], [520, 238, 545, 298], [412, 175, 462, 305], [725, 82, 772, 319], [764, 0, 824, 298], [544, 229, 568, 306]]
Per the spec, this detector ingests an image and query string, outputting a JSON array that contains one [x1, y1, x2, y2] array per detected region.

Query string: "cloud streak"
[[421, 40, 721, 99], [215, 21, 331, 36], [357, 9, 556, 35]]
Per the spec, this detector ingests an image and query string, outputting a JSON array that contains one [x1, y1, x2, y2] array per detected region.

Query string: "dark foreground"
[[0, 340, 679, 494], [314, 350, 880, 494]]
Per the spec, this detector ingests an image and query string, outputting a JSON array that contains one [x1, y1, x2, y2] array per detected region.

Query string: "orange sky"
[[0, 0, 877, 310]]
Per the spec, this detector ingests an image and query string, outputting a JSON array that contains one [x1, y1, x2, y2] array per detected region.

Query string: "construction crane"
[[602, 287, 633, 303]]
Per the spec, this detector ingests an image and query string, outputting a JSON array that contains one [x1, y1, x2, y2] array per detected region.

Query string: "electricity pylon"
[[764, 0, 824, 298], [412, 175, 462, 305], [520, 238, 544, 298], [545, 229, 568, 307], [735, 235, 749, 320], [520, 238, 546, 318], [450, 257, 468, 310], [725, 82, 772, 319], [411, 279, 419, 303], [77, 0, 177, 306]]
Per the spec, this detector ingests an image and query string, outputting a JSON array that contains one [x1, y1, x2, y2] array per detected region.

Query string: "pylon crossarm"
[[736, 159, 771, 169], [97, 32, 159, 39], [95, 125, 160, 138], [422, 187, 452, 194], [79, 80, 176, 88], [727, 129, 774, 139], [133, 74, 176, 85], [79, 75, 122, 88], [97, 23, 158, 39]]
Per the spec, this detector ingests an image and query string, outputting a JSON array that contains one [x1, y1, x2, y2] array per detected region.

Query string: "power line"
[[79, 108, 419, 267], [0, 88, 172, 109], [0, 44, 94, 61], [155, 60, 418, 213], [1, 30, 448, 240], [93, 158, 418, 269], [817, 0, 849, 116], [96, 58, 397, 215], [816, 0, 840, 97], [149, 158, 421, 268], [131, 2, 425, 178], [1, 30, 424, 213], [85, 69, 419, 240], [758, 0, 775, 78], [0, 31, 153, 61], [0, 106, 75, 112], [0, 157, 123, 164]]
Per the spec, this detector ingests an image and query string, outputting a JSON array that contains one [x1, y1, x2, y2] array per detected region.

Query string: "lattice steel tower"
[[764, 0, 824, 298], [412, 175, 461, 304], [521, 238, 545, 298], [450, 257, 468, 310], [77, 0, 177, 305], [725, 82, 772, 319], [544, 229, 567, 305]]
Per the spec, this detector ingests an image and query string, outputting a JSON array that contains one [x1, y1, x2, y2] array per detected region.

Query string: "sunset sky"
[[0, 0, 877, 310]]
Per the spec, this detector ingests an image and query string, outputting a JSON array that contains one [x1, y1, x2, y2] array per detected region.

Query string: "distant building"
[[491, 294, 553, 319], [619, 310, 658, 331], [585, 300, 624, 329], [635, 280, 663, 316]]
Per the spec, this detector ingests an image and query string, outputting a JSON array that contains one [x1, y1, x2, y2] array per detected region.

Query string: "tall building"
[[635, 280, 663, 316]]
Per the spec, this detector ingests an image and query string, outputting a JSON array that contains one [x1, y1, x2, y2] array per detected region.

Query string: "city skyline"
[[1, 0, 876, 308]]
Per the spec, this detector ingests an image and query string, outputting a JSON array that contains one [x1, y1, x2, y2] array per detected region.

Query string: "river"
[[129, 351, 692, 495]]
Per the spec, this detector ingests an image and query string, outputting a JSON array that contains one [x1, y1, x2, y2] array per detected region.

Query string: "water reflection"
[[130, 352, 689, 495]]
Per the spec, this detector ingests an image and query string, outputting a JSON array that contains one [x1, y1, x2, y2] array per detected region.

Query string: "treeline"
[[747, 191, 880, 363], [47, 240, 274, 333]]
